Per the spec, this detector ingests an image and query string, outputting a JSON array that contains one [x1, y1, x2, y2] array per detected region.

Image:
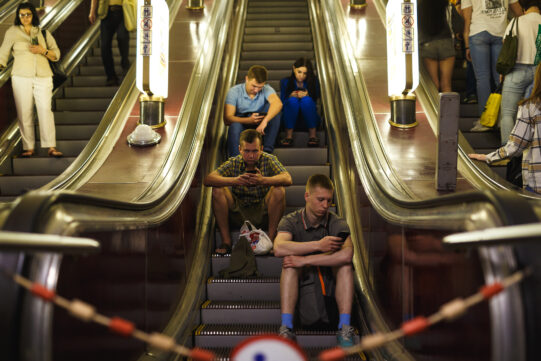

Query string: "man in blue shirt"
[[224, 65, 282, 157]]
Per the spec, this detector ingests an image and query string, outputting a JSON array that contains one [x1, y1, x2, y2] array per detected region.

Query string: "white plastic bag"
[[239, 220, 273, 255]]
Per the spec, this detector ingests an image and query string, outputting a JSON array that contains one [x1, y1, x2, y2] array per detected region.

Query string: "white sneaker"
[[470, 120, 492, 132]]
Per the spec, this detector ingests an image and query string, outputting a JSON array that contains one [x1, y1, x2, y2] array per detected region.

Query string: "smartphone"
[[255, 112, 267, 116], [245, 170, 257, 174], [297, 88, 307, 92], [337, 231, 350, 242], [31, 37, 38, 45]]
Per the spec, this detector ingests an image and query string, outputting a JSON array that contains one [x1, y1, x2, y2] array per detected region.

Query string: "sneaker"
[[336, 325, 355, 348], [462, 94, 478, 104], [278, 325, 296, 341], [470, 120, 492, 132]]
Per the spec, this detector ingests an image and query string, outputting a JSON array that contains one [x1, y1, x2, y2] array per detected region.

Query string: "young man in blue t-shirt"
[[224, 65, 283, 157]]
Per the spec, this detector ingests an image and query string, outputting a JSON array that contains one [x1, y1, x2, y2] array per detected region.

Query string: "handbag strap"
[[41, 29, 50, 50]]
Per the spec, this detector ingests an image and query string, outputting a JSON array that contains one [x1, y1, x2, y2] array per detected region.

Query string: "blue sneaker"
[[336, 325, 355, 347]]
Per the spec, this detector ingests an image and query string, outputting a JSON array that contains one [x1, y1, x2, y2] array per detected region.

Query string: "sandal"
[[48, 148, 63, 158], [215, 242, 232, 255], [280, 138, 293, 147], [20, 149, 34, 157], [307, 137, 320, 147]]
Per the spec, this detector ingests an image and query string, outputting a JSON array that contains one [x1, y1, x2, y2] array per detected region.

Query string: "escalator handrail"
[[0, 0, 20, 24]]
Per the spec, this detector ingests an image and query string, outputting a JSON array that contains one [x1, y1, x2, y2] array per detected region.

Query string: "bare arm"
[[510, 2, 523, 17], [224, 104, 264, 126], [89, 0, 98, 23], [283, 244, 353, 268], [204, 170, 242, 187], [274, 231, 344, 257], [462, 6, 472, 61], [260, 171, 292, 187], [256, 93, 283, 134]]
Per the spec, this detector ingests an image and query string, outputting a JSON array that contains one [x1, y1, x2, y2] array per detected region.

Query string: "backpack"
[[219, 237, 259, 278]]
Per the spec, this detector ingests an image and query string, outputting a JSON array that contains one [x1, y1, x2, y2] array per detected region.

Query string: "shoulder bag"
[[496, 17, 519, 75], [41, 30, 67, 89]]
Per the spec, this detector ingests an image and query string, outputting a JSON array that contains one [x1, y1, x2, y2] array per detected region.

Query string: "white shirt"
[[0, 26, 60, 78], [503, 12, 541, 64], [462, 0, 518, 37]]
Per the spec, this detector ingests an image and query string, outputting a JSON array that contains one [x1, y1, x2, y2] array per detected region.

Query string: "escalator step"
[[246, 19, 310, 27], [248, 7, 307, 14], [63, 87, 119, 99], [462, 132, 500, 149], [92, 47, 137, 57], [0, 175, 56, 196], [55, 98, 112, 112], [79, 65, 128, 76], [53, 109, 103, 125], [244, 34, 312, 43], [243, 43, 313, 52], [249, 1, 307, 7], [241, 50, 314, 60], [239, 59, 300, 70], [245, 26, 311, 35], [34, 124, 97, 140], [246, 13, 308, 20], [12, 157, 75, 176], [207, 277, 280, 301], [236, 69, 295, 82], [459, 103, 479, 117], [212, 255, 282, 277], [194, 324, 353, 348], [286, 165, 331, 184], [274, 148, 328, 165], [201, 300, 280, 324]]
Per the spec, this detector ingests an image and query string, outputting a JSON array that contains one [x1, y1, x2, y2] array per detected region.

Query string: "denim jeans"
[[227, 113, 281, 157], [500, 64, 536, 145], [100, 8, 130, 80], [282, 96, 320, 129], [469, 31, 502, 116]]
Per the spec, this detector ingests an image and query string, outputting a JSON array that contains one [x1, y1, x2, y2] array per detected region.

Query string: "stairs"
[[0, 33, 136, 201], [193, 0, 363, 358]]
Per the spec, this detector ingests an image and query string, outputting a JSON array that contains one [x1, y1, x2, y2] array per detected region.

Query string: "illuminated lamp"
[[187, 0, 204, 10], [129, 0, 169, 146], [350, 0, 367, 10], [386, 0, 419, 128]]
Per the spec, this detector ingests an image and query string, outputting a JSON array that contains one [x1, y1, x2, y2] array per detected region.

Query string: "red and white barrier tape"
[[6, 271, 215, 361], [319, 268, 531, 361]]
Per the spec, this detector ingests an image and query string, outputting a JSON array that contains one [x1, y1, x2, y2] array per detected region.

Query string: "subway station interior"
[[0, 0, 540, 360]]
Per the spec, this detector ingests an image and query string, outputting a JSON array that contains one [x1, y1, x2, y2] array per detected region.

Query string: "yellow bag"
[[479, 85, 502, 127], [123, 0, 137, 32]]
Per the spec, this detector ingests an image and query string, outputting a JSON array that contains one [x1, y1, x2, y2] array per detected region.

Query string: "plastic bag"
[[239, 220, 273, 255]]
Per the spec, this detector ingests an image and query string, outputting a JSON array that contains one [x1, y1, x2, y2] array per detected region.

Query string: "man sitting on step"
[[274, 174, 355, 347], [204, 129, 292, 254], [224, 65, 282, 157]]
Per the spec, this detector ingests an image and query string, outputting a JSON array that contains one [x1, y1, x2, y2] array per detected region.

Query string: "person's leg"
[[33, 76, 56, 149], [280, 266, 301, 329], [438, 56, 455, 93], [100, 14, 117, 81], [263, 112, 281, 153], [227, 122, 244, 157], [423, 57, 441, 90], [211, 187, 235, 253], [116, 10, 131, 72], [282, 97, 300, 138], [466, 59, 477, 99], [500, 66, 533, 145], [265, 186, 285, 241], [299, 96, 320, 128], [334, 263, 353, 323], [489, 34, 503, 89], [11, 76, 36, 151], [469, 31, 492, 116]]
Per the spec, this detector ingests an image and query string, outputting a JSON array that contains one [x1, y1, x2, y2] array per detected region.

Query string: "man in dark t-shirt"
[[274, 174, 355, 347]]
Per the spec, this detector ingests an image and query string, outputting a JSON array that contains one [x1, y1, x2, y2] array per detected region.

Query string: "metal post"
[[187, 0, 204, 10], [436, 92, 459, 191]]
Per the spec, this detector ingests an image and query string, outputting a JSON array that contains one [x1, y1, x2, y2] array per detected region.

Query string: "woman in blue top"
[[279, 57, 321, 147]]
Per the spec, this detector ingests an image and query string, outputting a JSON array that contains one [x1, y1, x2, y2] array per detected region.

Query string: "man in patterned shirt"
[[204, 129, 292, 254]]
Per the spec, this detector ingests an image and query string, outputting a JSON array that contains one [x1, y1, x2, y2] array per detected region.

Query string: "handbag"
[[239, 220, 273, 255], [41, 30, 67, 89], [496, 17, 519, 75], [479, 83, 502, 127], [123, 0, 137, 32]]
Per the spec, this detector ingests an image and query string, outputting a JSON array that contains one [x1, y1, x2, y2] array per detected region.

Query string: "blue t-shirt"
[[225, 82, 276, 115]]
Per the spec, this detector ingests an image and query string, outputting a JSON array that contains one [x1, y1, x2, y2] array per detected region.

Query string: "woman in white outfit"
[[0, 2, 62, 157]]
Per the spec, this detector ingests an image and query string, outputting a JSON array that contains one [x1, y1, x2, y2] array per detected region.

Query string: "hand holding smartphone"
[[337, 231, 350, 243], [31, 37, 38, 45], [245, 170, 257, 174]]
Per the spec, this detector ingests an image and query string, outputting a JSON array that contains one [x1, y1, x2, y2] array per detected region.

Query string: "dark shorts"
[[420, 38, 455, 61], [229, 194, 269, 229]]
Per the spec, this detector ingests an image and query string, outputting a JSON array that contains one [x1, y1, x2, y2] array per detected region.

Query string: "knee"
[[269, 186, 286, 202], [211, 187, 225, 201]]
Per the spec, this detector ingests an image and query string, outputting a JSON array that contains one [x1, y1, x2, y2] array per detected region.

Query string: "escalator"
[[191, 0, 351, 357], [0, 1, 540, 361], [0, 1, 135, 201]]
